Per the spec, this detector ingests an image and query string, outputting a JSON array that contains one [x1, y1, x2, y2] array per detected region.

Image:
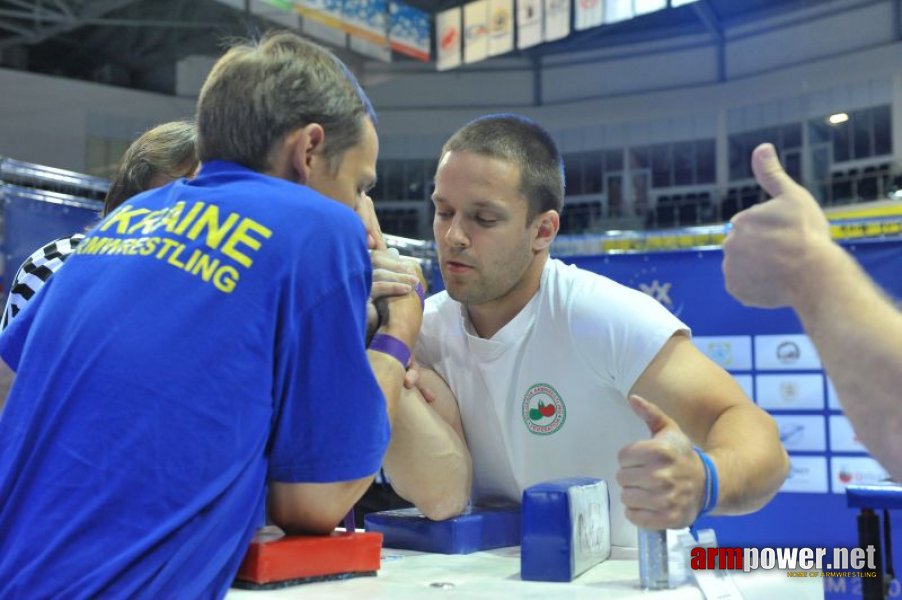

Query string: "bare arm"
[[269, 283, 422, 535], [382, 368, 472, 520], [723, 143, 902, 481], [786, 243, 902, 480], [620, 334, 789, 529]]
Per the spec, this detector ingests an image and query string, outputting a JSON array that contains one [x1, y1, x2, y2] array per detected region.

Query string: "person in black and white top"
[[0, 120, 198, 332], [1, 234, 86, 330]]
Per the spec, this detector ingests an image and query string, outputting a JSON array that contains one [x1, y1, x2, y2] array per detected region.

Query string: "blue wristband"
[[693, 446, 719, 518], [369, 333, 411, 368]]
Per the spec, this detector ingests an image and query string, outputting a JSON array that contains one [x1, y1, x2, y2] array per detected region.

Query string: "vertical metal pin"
[[639, 528, 670, 590]]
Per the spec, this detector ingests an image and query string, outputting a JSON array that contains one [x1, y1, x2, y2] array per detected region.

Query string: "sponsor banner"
[[543, 0, 570, 42], [693, 335, 752, 371], [634, 0, 666, 16], [436, 7, 462, 71], [826, 379, 841, 410], [517, 0, 543, 49], [754, 334, 822, 371], [774, 415, 826, 452], [297, 0, 347, 46], [389, 1, 431, 61], [604, 0, 633, 23], [574, 0, 603, 31], [342, 0, 389, 46], [302, 15, 348, 46], [296, 0, 344, 28], [464, 0, 490, 64], [829, 415, 867, 453], [350, 36, 392, 62], [755, 374, 825, 411], [488, 0, 514, 56], [781, 455, 829, 494], [733, 374, 753, 400], [831, 456, 890, 493]]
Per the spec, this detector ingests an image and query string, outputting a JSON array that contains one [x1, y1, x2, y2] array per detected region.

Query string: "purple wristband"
[[369, 333, 411, 368]]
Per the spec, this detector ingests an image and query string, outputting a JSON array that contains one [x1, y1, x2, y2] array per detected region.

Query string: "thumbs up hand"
[[722, 143, 833, 308], [616, 395, 707, 530]]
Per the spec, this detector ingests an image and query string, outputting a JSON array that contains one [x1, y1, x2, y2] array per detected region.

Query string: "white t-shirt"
[[417, 258, 688, 548]]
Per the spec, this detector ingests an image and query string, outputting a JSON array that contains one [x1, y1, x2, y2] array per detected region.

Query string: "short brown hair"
[[196, 31, 376, 173], [103, 120, 198, 216], [441, 114, 564, 221]]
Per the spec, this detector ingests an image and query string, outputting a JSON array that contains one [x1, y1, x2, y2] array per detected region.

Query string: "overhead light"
[[827, 113, 849, 125]]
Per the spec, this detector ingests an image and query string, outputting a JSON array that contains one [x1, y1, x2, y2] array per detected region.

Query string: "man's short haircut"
[[103, 120, 198, 216], [196, 31, 376, 174], [441, 114, 564, 221]]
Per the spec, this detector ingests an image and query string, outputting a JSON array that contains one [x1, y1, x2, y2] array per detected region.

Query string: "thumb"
[[628, 394, 675, 437], [751, 143, 797, 199]]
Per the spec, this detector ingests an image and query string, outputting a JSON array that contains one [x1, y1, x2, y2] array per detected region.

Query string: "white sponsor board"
[[755, 374, 825, 411], [826, 379, 841, 410], [774, 415, 826, 452], [754, 334, 822, 371], [733, 374, 753, 400], [831, 456, 890, 493], [782, 456, 829, 494], [828, 415, 867, 453], [693, 335, 753, 371]]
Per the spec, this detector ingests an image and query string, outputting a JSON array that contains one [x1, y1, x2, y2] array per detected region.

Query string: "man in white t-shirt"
[[384, 114, 789, 549]]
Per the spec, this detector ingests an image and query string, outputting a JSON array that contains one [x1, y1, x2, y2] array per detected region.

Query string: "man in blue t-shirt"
[[0, 32, 422, 599]]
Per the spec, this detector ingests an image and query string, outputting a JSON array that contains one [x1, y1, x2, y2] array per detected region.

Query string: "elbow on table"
[[418, 492, 469, 521]]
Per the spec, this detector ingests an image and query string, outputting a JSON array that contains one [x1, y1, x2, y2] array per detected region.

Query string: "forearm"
[[703, 404, 789, 515], [382, 387, 472, 520], [790, 242, 902, 480], [269, 476, 374, 535]]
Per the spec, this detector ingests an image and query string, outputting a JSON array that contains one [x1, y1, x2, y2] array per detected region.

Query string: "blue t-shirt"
[[0, 161, 389, 599]]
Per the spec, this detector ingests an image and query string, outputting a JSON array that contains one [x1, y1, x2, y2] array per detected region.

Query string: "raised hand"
[[617, 395, 706, 529], [722, 143, 832, 307]]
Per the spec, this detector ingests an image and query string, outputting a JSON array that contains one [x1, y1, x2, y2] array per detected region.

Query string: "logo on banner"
[[465, 23, 488, 39], [440, 26, 459, 51], [779, 381, 799, 403], [580, 0, 600, 7], [491, 7, 511, 31], [779, 423, 805, 445], [706, 341, 733, 367], [776, 341, 801, 364], [522, 383, 566, 435]]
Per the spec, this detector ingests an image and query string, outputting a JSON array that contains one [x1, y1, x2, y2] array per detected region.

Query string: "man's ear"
[[286, 123, 326, 184], [532, 210, 560, 252]]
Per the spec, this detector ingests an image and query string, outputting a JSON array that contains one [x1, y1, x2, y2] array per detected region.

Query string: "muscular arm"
[[723, 143, 902, 481], [268, 351, 409, 535], [268, 275, 423, 535], [631, 334, 789, 517], [788, 241, 902, 481], [382, 368, 472, 520]]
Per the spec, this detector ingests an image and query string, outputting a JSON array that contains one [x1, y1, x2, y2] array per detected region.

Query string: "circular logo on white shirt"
[[521, 383, 566, 435]]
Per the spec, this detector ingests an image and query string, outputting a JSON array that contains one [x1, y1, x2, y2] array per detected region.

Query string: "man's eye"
[[475, 216, 498, 225], [435, 211, 452, 219]]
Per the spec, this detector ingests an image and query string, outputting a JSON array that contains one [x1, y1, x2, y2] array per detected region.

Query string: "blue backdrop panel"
[[562, 240, 902, 599], [1, 185, 102, 296]]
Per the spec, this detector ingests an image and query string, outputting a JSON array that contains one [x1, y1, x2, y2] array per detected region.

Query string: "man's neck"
[[467, 253, 549, 339]]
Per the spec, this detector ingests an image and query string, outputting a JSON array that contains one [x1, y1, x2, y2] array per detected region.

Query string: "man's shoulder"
[[545, 258, 634, 304]]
